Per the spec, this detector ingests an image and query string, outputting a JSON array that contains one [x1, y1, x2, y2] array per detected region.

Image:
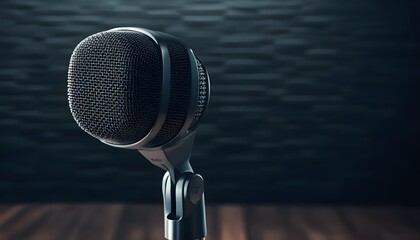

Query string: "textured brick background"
[[0, 0, 419, 204]]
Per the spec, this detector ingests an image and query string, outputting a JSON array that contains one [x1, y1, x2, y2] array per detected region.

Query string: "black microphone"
[[67, 27, 210, 240]]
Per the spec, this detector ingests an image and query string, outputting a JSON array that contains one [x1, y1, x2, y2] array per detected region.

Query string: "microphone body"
[[67, 27, 210, 240]]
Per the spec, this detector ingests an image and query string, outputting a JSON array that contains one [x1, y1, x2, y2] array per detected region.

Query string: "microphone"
[[67, 27, 210, 240]]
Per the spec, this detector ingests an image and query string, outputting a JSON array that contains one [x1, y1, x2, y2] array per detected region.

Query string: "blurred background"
[[2, 0, 420, 239], [0, 0, 419, 205]]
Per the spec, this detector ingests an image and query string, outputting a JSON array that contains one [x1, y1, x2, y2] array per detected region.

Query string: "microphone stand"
[[162, 170, 207, 240], [139, 133, 207, 240]]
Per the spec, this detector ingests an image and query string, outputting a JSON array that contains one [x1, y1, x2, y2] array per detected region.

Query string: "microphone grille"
[[68, 30, 162, 145], [189, 58, 209, 130]]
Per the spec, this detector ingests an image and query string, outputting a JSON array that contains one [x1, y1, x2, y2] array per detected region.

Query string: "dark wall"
[[1, 0, 419, 204]]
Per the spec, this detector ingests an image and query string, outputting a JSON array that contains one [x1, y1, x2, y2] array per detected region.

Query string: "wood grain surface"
[[0, 205, 419, 240]]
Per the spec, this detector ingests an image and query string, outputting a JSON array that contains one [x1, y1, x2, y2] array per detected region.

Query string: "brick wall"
[[0, 0, 419, 204]]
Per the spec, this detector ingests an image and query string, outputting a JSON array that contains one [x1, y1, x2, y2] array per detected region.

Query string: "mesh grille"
[[146, 42, 191, 147], [68, 30, 162, 145], [189, 58, 209, 130]]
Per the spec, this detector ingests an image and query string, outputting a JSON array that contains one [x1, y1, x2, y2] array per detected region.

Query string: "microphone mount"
[[162, 171, 207, 240], [138, 133, 207, 240]]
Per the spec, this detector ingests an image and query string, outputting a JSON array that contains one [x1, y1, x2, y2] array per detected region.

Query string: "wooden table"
[[1, 204, 419, 240]]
